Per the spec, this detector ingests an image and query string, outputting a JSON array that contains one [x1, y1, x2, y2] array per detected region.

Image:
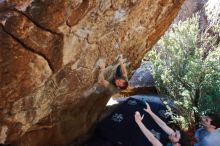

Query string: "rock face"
[[173, 0, 220, 28], [0, 0, 185, 145], [174, 0, 207, 22], [129, 61, 155, 88]]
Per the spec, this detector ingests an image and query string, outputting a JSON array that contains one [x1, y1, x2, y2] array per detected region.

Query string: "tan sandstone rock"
[[0, 0, 185, 145]]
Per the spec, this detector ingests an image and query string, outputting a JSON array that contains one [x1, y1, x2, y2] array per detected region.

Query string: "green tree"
[[146, 14, 220, 129]]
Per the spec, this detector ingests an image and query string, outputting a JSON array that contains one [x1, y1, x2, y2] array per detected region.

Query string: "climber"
[[97, 55, 129, 90]]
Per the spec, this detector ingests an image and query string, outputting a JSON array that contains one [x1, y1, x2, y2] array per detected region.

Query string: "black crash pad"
[[85, 96, 170, 146]]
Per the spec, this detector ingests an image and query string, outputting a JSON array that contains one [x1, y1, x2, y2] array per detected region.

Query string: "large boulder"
[[0, 0, 185, 145]]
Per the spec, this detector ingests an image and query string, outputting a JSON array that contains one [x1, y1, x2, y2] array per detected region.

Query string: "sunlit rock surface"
[[129, 61, 154, 88], [174, 0, 207, 22], [0, 0, 185, 145], [174, 0, 220, 27]]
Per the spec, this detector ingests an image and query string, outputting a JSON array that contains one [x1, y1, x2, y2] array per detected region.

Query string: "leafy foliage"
[[146, 14, 220, 129]]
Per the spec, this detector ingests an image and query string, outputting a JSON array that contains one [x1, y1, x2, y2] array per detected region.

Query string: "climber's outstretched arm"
[[118, 55, 128, 78], [97, 60, 109, 88]]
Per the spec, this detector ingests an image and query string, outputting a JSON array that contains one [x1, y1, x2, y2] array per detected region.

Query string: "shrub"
[[146, 14, 220, 129]]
